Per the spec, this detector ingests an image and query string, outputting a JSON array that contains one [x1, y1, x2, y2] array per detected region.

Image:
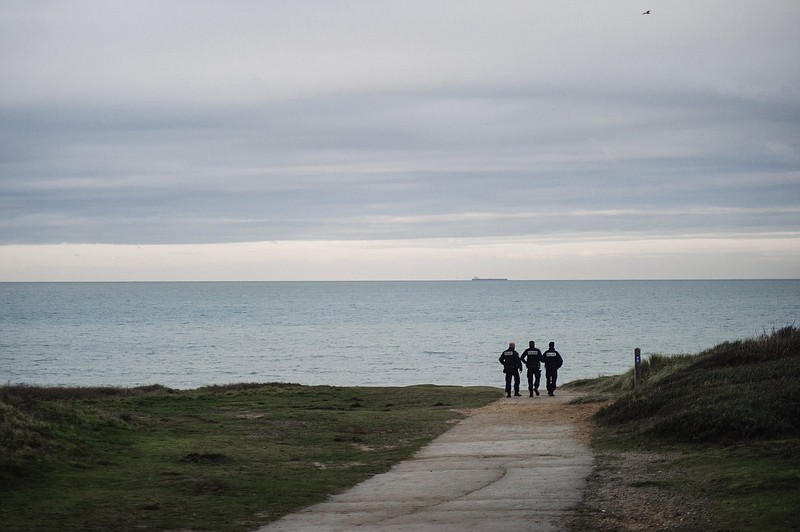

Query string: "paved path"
[[256, 391, 593, 532]]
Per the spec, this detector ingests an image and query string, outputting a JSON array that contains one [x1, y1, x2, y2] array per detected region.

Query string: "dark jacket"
[[521, 347, 542, 370], [542, 348, 563, 370], [499, 349, 523, 373]]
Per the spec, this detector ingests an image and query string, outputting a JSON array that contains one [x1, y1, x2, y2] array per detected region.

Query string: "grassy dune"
[[0, 383, 498, 531], [568, 325, 800, 530]]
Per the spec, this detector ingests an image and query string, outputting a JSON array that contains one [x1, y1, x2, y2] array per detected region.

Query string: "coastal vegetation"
[[566, 325, 800, 530], [2, 326, 798, 530], [0, 383, 498, 531]]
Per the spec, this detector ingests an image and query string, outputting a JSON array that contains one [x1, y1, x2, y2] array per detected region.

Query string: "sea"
[[1, 280, 798, 390]]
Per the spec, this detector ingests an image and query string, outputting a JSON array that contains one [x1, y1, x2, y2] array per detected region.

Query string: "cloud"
[[2, 233, 798, 281], [1, 1, 799, 278]]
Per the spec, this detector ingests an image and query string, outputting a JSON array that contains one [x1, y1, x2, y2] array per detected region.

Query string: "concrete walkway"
[[256, 391, 593, 532]]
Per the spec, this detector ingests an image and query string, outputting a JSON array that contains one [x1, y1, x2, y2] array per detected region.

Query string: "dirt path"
[[256, 390, 600, 532]]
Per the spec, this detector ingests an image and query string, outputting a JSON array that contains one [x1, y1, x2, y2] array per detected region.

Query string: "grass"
[[571, 325, 800, 530], [5, 326, 799, 530], [0, 383, 499, 531]]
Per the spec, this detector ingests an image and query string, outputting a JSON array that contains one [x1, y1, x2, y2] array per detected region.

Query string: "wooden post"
[[634, 348, 641, 394]]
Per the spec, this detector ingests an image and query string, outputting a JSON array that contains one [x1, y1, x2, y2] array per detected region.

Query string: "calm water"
[[1, 281, 798, 389]]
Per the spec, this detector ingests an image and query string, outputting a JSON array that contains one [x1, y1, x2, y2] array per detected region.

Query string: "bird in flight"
[[642, 10, 651, 15]]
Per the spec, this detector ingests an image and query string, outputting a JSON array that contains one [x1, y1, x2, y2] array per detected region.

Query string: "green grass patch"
[[0, 383, 499, 531], [574, 325, 800, 530], [675, 442, 800, 531]]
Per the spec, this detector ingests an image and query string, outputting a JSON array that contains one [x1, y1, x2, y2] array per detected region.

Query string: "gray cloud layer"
[[1, 1, 799, 246]]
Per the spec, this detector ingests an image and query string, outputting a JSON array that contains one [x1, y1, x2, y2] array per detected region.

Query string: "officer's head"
[[529, 341, 535, 348], [509, 341, 515, 349], [549, 341, 555, 349]]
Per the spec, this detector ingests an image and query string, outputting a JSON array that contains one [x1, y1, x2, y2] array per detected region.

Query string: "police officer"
[[520, 341, 543, 397], [542, 341, 564, 396], [498, 341, 523, 397]]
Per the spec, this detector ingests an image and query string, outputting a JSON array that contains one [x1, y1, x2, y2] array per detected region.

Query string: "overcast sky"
[[1, 1, 799, 280]]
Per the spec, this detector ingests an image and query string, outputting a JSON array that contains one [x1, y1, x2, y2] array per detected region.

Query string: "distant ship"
[[471, 276, 508, 281]]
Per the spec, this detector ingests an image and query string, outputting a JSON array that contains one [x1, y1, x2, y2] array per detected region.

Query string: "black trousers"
[[526, 368, 541, 391], [545, 368, 558, 394], [504, 370, 520, 395]]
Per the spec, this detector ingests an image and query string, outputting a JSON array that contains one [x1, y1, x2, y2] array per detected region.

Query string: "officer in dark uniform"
[[542, 341, 564, 396], [498, 341, 523, 397], [520, 341, 543, 397]]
